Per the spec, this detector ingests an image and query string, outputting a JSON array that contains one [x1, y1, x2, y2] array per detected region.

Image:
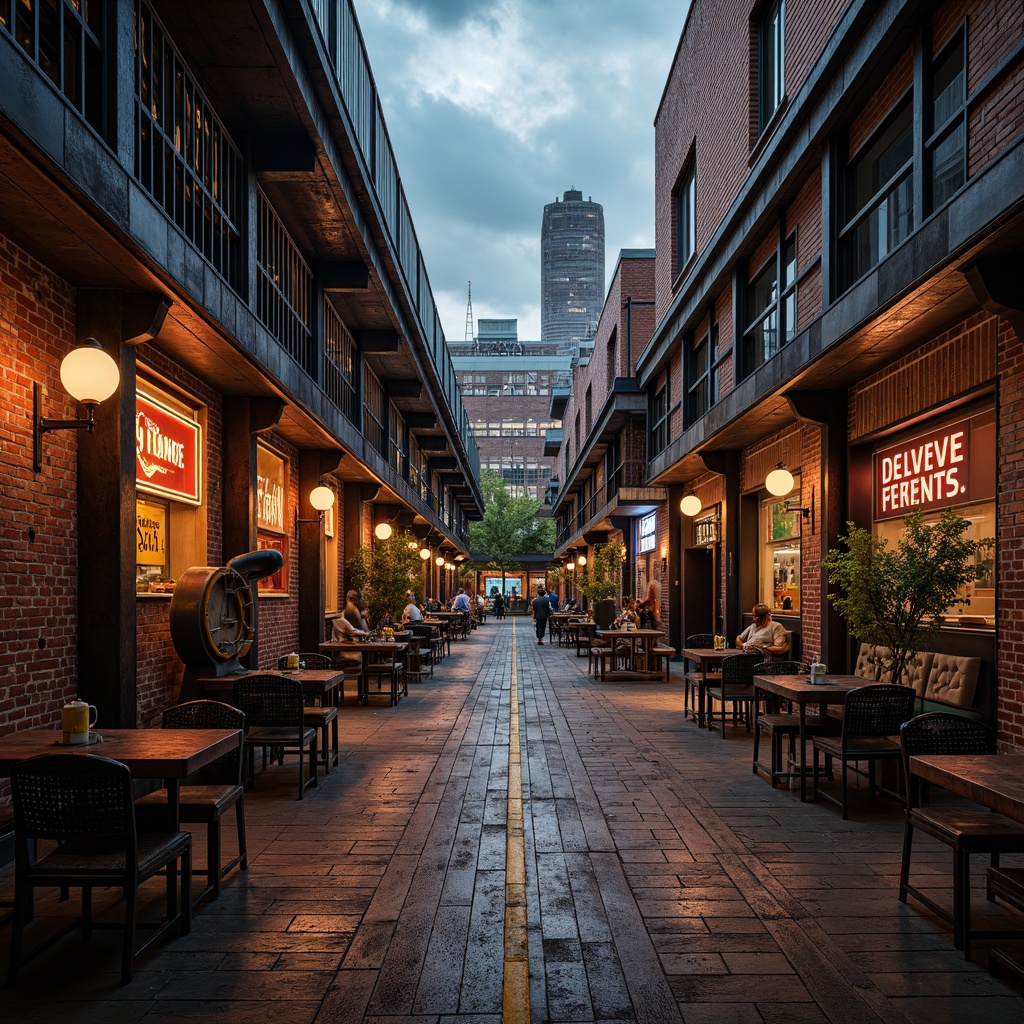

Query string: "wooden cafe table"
[[753, 673, 865, 801], [196, 667, 345, 706], [909, 754, 1024, 976], [680, 647, 734, 728], [595, 629, 666, 681], [0, 727, 242, 829], [320, 640, 408, 704]]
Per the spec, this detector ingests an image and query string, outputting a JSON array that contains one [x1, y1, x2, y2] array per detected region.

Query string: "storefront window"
[[874, 502, 995, 623], [257, 442, 288, 595], [135, 385, 204, 596], [760, 492, 801, 613], [871, 407, 995, 626]]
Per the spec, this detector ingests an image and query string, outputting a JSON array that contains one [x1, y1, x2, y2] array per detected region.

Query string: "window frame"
[[758, 0, 786, 133], [839, 96, 915, 289], [675, 159, 696, 275], [926, 24, 967, 215]]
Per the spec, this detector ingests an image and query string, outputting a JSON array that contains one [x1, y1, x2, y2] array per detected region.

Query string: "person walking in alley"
[[531, 586, 551, 644]]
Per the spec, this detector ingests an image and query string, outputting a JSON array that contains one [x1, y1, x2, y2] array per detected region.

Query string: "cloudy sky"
[[356, 0, 691, 342]]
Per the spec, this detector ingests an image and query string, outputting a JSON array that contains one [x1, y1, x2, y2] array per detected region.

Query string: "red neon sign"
[[135, 394, 201, 504]]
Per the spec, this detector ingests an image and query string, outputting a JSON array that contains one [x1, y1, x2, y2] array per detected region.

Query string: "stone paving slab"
[[2, 620, 1024, 1022]]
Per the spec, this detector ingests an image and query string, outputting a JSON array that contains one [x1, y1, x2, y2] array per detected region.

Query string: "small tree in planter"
[[576, 540, 626, 607], [822, 509, 988, 685], [347, 529, 422, 627]]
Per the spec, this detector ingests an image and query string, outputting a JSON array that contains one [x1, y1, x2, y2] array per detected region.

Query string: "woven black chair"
[[8, 754, 191, 986], [277, 654, 339, 773], [363, 644, 406, 705], [135, 701, 247, 905], [405, 623, 434, 679], [705, 653, 762, 737], [899, 713, 1024, 957], [234, 676, 318, 799], [683, 634, 716, 722], [813, 684, 916, 819]]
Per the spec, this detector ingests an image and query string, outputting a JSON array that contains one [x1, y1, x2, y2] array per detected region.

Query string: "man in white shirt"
[[403, 591, 423, 623], [735, 603, 788, 658]]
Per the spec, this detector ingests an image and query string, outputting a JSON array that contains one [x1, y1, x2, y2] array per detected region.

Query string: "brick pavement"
[[2, 620, 1024, 1022]]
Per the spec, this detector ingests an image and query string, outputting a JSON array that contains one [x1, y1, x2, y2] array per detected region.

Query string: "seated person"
[[403, 591, 423, 623], [735, 603, 787, 658], [562, 598, 578, 613], [331, 610, 367, 669]]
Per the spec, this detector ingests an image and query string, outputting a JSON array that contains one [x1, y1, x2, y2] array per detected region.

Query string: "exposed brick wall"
[[0, 233, 79, 759], [848, 312, 997, 441], [655, 0, 848, 322], [996, 315, 1024, 751], [797, 423, 823, 662]]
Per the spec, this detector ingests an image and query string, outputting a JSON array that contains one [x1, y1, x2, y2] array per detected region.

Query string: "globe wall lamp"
[[765, 462, 795, 497], [577, 554, 587, 567], [34, 339, 120, 473], [680, 491, 702, 517], [295, 484, 336, 533], [435, 555, 445, 567], [420, 546, 432, 561], [374, 521, 393, 540]]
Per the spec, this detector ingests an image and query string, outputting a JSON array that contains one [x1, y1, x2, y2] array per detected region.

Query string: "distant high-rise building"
[[541, 189, 605, 361]]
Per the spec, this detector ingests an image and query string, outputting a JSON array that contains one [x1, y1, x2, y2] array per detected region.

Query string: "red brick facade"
[[646, 0, 1024, 745]]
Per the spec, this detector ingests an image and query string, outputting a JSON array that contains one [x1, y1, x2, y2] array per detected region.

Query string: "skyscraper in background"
[[541, 189, 605, 363]]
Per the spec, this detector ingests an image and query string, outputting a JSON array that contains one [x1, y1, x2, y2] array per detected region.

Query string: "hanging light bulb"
[[765, 462, 795, 496]]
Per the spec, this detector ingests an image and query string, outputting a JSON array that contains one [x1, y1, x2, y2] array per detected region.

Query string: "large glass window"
[[650, 375, 671, 457], [841, 101, 914, 285], [759, 0, 785, 131], [741, 232, 797, 378], [1, 0, 106, 135], [928, 30, 966, 211], [676, 161, 696, 273], [687, 321, 719, 425], [760, 491, 801, 614], [874, 502, 995, 624]]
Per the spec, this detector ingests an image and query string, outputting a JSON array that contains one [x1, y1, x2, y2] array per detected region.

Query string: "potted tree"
[[576, 540, 626, 627], [822, 509, 988, 685], [347, 529, 422, 629]]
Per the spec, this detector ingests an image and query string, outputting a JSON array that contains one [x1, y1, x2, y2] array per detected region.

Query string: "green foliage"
[[346, 529, 422, 626], [576, 540, 626, 604], [468, 468, 555, 565], [822, 510, 986, 684]]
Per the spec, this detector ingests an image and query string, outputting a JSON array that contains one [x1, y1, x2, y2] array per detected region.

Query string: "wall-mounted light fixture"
[[783, 486, 816, 535], [679, 490, 702, 516], [295, 484, 336, 532], [565, 560, 575, 572], [435, 555, 445, 567], [577, 554, 587, 567], [34, 339, 120, 473], [765, 461, 795, 497], [420, 546, 432, 561], [374, 521, 393, 540]]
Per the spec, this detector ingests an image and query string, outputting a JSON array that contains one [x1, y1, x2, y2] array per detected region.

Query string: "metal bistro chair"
[[812, 683, 916, 819], [7, 754, 191, 987], [899, 713, 1024, 958], [704, 653, 762, 737], [683, 634, 716, 723], [405, 623, 435, 679], [363, 644, 407, 705], [234, 676, 318, 799], [277, 653, 339, 773], [135, 700, 247, 906]]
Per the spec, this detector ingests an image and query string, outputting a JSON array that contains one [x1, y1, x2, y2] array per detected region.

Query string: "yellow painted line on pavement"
[[503, 618, 531, 1023]]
